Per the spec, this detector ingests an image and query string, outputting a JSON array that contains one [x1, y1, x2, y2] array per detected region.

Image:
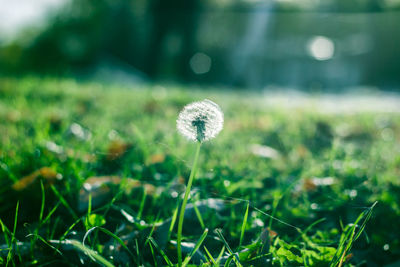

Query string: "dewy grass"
[[176, 99, 224, 266], [0, 78, 390, 265]]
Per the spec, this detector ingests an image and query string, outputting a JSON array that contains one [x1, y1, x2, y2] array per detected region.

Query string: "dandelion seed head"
[[177, 99, 224, 142]]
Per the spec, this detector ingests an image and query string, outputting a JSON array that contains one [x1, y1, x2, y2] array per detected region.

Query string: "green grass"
[[0, 77, 400, 266]]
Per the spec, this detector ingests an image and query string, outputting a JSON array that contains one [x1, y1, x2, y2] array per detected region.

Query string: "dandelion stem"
[[177, 141, 201, 267]]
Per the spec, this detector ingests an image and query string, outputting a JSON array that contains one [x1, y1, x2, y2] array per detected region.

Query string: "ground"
[[0, 77, 399, 266]]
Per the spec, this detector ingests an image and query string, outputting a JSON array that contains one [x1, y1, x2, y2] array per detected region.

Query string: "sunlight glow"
[[307, 36, 335, 60]]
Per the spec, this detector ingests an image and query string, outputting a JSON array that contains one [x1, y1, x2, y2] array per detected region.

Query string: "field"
[[0, 77, 399, 266]]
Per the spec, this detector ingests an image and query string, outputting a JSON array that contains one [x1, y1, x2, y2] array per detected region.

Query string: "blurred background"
[[1, 0, 400, 90]]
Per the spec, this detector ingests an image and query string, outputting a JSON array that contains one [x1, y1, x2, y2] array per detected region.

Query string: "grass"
[[0, 76, 399, 266]]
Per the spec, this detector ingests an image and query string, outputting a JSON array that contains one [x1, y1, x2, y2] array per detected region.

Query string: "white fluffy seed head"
[[177, 99, 224, 142]]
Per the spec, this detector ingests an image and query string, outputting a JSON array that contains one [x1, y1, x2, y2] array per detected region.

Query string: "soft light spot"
[[223, 180, 231, 187], [45, 141, 63, 154], [311, 203, 318, 210], [311, 177, 336, 186], [383, 244, 390, 251], [189, 52, 212, 74], [121, 209, 135, 223], [83, 183, 92, 191], [307, 36, 335, 60], [250, 144, 280, 159], [254, 218, 264, 227], [349, 189, 357, 198], [70, 123, 85, 138]]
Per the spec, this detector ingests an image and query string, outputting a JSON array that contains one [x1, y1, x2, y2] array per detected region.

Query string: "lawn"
[[0, 77, 399, 266]]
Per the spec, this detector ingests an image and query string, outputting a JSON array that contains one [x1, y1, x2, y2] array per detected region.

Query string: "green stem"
[[177, 141, 201, 267]]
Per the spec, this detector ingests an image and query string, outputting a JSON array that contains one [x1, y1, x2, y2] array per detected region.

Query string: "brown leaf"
[[12, 167, 59, 191], [303, 178, 318, 191], [150, 154, 165, 164], [106, 140, 132, 161]]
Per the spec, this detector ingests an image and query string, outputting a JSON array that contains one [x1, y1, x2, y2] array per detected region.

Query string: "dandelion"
[[177, 99, 224, 142], [176, 99, 223, 266]]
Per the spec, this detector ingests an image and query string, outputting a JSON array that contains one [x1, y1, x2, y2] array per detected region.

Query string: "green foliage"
[[0, 77, 399, 265]]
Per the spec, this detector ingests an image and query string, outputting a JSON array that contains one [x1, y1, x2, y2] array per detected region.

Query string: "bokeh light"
[[189, 52, 212, 75], [307, 36, 335, 61]]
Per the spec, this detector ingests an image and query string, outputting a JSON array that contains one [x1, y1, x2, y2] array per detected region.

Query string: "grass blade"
[[192, 198, 205, 230], [144, 213, 160, 246], [203, 246, 217, 265], [137, 190, 146, 219], [42, 202, 60, 225], [60, 218, 82, 241], [0, 217, 11, 250], [51, 185, 78, 221], [83, 226, 136, 262], [148, 237, 173, 266], [216, 246, 226, 265], [26, 234, 62, 255], [31, 180, 46, 253], [239, 201, 249, 248], [182, 228, 208, 267], [168, 205, 179, 242], [330, 201, 377, 267], [148, 242, 158, 267], [215, 229, 242, 267], [67, 239, 115, 267], [7, 201, 20, 266]]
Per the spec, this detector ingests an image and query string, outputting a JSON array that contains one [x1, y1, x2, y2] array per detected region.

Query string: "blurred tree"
[[0, 0, 145, 75], [0, 0, 400, 88], [145, 0, 201, 80]]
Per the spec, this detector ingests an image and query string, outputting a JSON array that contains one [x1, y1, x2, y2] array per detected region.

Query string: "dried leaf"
[[12, 167, 59, 191], [106, 140, 132, 161], [150, 154, 165, 164]]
